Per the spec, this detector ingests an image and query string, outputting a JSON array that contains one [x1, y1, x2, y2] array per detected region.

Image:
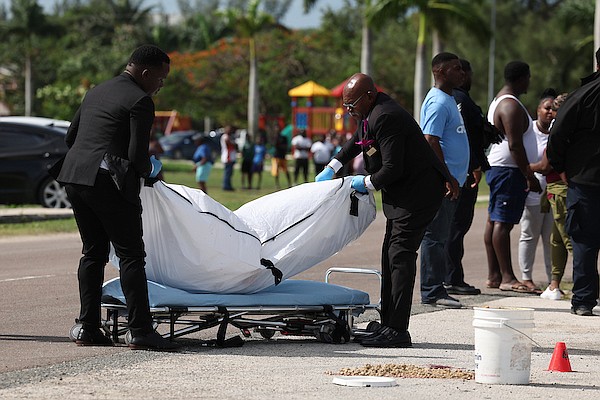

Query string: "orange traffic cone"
[[547, 342, 572, 372]]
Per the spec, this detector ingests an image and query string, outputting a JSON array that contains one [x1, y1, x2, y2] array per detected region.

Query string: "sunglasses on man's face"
[[343, 91, 370, 110]]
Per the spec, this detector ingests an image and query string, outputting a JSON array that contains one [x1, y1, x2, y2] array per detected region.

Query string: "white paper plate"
[[332, 376, 398, 387]]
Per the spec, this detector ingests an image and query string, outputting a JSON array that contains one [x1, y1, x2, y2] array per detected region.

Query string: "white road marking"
[[0, 274, 56, 283]]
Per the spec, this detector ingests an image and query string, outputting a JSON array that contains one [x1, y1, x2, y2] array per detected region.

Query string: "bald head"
[[342, 73, 377, 119], [343, 73, 376, 99]]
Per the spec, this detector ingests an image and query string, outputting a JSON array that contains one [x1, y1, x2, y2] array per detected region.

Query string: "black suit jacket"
[[52, 73, 154, 203], [335, 93, 448, 219], [453, 87, 490, 172]]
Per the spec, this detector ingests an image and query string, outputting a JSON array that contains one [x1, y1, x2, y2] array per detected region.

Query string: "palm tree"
[[304, 0, 375, 76], [222, 0, 276, 137], [2, 0, 57, 116], [369, 0, 488, 121], [596, 0, 600, 68]]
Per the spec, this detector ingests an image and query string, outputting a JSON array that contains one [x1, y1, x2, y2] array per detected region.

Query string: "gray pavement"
[[1, 296, 598, 399], [1, 206, 599, 399]]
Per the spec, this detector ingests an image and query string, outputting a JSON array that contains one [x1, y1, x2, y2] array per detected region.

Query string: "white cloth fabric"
[[110, 178, 376, 294], [486, 94, 538, 168], [525, 121, 549, 206], [220, 133, 237, 163], [311, 141, 333, 164], [291, 135, 312, 159]]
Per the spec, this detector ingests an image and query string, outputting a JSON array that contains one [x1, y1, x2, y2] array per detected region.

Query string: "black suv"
[[0, 121, 70, 208]]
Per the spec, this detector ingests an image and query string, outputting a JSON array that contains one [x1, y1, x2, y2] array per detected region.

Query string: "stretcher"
[[84, 268, 382, 347]]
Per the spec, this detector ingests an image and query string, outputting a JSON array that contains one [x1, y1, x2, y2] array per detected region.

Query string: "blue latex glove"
[[351, 175, 368, 194], [149, 155, 162, 179], [315, 166, 334, 182]]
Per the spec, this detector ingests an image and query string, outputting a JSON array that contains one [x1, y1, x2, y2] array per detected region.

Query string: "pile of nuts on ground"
[[328, 363, 474, 380]]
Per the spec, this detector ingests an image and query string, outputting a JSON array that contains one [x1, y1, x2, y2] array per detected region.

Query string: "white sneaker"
[[540, 286, 562, 300]]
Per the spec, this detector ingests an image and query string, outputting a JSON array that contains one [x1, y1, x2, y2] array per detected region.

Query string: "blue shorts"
[[195, 162, 213, 183], [486, 166, 528, 224]]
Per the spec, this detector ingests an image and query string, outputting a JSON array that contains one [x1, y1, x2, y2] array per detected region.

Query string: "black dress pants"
[[381, 199, 441, 332], [294, 158, 309, 183], [445, 174, 478, 285], [65, 172, 153, 336]]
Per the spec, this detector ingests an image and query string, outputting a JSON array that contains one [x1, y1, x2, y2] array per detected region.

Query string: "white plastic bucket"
[[473, 307, 535, 385]]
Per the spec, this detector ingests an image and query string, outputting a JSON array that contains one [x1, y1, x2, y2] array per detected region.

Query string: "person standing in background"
[[485, 61, 542, 293], [271, 130, 291, 189], [517, 91, 557, 293], [220, 125, 237, 191], [530, 93, 571, 300], [240, 133, 255, 189], [291, 129, 312, 185], [192, 134, 214, 194], [419, 52, 468, 309], [547, 48, 600, 316], [310, 137, 333, 174], [252, 133, 267, 190], [444, 58, 490, 296]]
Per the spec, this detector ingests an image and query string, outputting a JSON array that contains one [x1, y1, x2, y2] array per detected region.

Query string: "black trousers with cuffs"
[[381, 197, 442, 333], [65, 172, 153, 337]]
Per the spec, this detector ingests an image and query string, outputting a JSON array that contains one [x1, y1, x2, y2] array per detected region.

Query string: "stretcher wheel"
[[258, 329, 275, 340], [124, 330, 133, 345], [69, 323, 83, 342], [366, 321, 382, 332], [123, 323, 159, 345]]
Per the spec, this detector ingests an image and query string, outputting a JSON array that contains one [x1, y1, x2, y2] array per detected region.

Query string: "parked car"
[[0, 121, 71, 208], [158, 130, 199, 160], [0, 116, 71, 130]]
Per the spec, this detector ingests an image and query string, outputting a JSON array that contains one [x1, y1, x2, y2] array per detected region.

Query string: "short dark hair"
[[504, 61, 530, 83], [540, 87, 557, 100], [459, 59, 471, 72], [432, 52, 459, 69], [129, 45, 170, 67], [596, 47, 600, 66]]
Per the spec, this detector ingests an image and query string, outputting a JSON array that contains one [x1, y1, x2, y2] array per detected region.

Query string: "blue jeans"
[[222, 162, 235, 190], [567, 182, 600, 310], [420, 195, 459, 302]]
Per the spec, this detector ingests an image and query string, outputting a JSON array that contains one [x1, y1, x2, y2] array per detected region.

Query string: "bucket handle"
[[478, 317, 542, 348]]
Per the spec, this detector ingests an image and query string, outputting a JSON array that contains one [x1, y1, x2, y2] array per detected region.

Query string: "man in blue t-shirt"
[[419, 52, 470, 308]]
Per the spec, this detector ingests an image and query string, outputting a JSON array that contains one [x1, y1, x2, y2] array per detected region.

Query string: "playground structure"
[[152, 110, 192, 136], [288, 79, 384, 139], [288, 80, 340, 139]]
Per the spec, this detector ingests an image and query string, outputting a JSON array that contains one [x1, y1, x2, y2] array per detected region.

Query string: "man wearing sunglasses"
[[316, 73, 449, 347]]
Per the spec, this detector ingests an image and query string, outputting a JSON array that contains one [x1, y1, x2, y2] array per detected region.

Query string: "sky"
[[1, 0, 346, 29]]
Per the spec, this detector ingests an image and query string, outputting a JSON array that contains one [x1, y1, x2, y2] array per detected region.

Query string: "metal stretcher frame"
[[98, 267, 382, 346]]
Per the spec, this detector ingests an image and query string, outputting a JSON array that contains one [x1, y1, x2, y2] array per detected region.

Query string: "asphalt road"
[[0, 207, 557, 374]]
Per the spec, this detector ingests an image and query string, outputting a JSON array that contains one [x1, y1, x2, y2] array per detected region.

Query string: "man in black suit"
[[52, 45, 178, 350], [316, 73, 449, 347]]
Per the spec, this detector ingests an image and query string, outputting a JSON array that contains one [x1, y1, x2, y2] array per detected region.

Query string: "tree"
[[304, 0, 376, 76], [222, 0, 278, 136], [2, 0, 60, 115], [369, 0, 489, 121]]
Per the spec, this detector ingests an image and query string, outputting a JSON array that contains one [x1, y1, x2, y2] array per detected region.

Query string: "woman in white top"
[[517, 93, 556, 293]]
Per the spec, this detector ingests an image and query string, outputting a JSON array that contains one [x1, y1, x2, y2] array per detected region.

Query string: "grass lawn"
[[0, 158, 491, 236]]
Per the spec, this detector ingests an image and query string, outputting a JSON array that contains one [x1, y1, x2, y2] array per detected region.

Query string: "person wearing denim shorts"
[[484, 61, 542, 293]]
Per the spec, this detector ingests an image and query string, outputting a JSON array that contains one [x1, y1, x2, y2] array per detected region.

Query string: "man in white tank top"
[[484, 61, 542, 294]]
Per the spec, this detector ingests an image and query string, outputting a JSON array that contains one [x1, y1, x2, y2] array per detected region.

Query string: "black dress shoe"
[[571, 306, 594, 316], [361, 327, 412, 348], [353, 325, 385, 344], [445, 283, 481, 295], [75, 327, 113, 346], [129, 331, 180, 351]]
